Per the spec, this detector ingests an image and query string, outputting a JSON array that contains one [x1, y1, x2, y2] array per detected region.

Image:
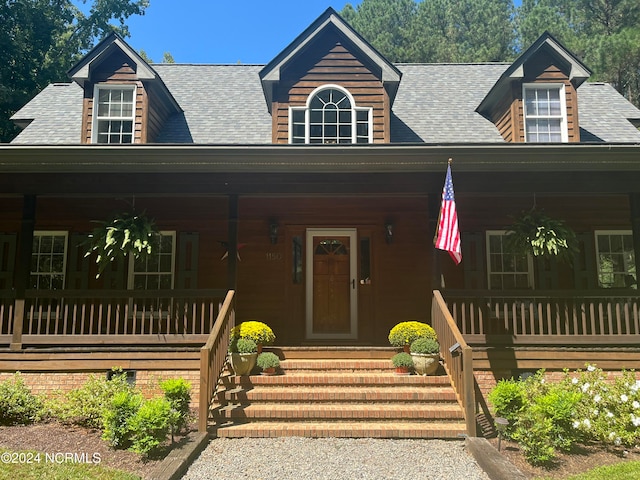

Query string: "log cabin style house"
[[2, 8, 640, 433]]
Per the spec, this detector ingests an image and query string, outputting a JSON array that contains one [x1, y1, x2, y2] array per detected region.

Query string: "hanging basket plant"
[[504, 208, 578, 262], [85, 211, 158, 277]]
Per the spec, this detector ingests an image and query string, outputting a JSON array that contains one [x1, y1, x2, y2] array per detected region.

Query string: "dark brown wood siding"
[[81, 50, 147, 144], [273, 33, 388, 144], [490, 51, 581, 143]]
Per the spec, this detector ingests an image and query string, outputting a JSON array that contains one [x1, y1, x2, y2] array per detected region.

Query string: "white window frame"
[[522, 83, 568, 143], [289, 84, 373, 144], [31, 231, 68, 290], [92, 84, 136, 144], [486, 230, 534, 290], [594, 230, 636, 288], [127, 231, 176, 290]]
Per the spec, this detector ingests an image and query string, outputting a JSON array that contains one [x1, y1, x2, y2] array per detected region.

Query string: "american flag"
[[434, 164, 462, 264]]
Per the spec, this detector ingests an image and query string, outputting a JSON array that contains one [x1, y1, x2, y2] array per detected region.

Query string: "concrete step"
[[214, 420, 468, 439], [220, 385, 458, 403], [215, 402, 465, 421]]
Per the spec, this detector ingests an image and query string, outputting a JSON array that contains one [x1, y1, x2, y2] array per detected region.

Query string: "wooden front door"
[[305, 228, 357, 340]]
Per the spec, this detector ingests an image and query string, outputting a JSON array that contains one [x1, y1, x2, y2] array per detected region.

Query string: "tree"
[[0, 0, 148, 143], [341, 0, 417, 62]]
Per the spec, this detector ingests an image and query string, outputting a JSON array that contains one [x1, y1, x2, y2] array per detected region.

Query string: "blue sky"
[[123, 1, 362, 64]]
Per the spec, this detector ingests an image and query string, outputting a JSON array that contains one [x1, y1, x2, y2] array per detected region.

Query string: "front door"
[[305, 228, 357, 340]]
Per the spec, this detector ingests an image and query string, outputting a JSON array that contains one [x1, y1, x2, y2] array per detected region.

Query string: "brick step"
[[272, 347, 397, 360], [277, 358, 397, 371], [214, 420, 468, 439], [215, 402, 465, 421], [227, 372, 452, 387], [219, 385, 458, 403]]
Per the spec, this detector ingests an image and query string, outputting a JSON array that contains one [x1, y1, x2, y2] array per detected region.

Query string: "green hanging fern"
[[504, 208, 578, 262], [85, 211, 158, 277]]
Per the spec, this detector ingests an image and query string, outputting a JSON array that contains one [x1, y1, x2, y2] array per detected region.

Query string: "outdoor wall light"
[[449, 342, 462, 357], [269, 221, 279, 244], [385, 223, 393, 244]]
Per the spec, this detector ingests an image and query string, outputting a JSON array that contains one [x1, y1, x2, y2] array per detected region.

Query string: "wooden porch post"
[[227, 194, 239, 290], [11, 194, 36, 350], [630, 193, 640, 285], [428, 193, 441, 290]]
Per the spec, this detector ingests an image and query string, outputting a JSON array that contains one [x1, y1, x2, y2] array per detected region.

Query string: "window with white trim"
[[595, 230, 636, 288], [128, 232, 175, 290], [93, 85, 135, 144], [31, 231, 67, 290], [290, 85, 372, 144], [523, 84, 567, 143], [486, 231, 534, 289]]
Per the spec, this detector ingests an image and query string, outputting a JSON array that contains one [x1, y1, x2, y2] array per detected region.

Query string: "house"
[[2, 8, 640, 434]]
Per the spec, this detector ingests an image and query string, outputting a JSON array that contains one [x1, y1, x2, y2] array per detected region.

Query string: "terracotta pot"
[[260, 367, 277, 375], [229, 352, 257, 376], [394, 366, 411, 375], [411, 353, 440, 375]]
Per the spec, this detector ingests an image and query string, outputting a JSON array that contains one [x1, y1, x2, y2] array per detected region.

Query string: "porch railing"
[[199, 290, 235, 433], [1, 289, 228, 347], [0, 291, 16, 345], [445, 289, 640, 345], [432, 290, 476, 437]]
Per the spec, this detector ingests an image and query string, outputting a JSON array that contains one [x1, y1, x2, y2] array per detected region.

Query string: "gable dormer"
[[68, 33, 180, 144], [260, 8, 401, 144], [477, 32, 591, 143]]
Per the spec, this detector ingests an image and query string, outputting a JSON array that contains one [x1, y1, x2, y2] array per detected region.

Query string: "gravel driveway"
[[181, 437, 490, 480]]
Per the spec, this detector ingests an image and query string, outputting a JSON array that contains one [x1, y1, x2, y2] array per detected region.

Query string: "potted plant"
[[388, 321, 437, 352], [256, 352, 280, 375], [504, 207, 577, 262], [85, 211, 158, 277], [391, 352, 414, 375], [228, 338, 258, 376], [230, 321, 276, 353], [410, 337, 440, 375]]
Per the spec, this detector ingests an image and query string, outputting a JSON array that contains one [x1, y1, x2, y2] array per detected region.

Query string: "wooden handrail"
[[432, 289, 476, 437], [198, 290, 235, 433]]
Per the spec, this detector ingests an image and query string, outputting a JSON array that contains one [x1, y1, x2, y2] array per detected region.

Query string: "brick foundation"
[[0, 369, 200, 408]]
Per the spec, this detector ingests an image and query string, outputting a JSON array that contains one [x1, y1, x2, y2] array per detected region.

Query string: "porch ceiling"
[[1, 143, 639, 195]]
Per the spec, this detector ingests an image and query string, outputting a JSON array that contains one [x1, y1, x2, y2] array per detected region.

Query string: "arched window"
[[290, 85, 372, 144]]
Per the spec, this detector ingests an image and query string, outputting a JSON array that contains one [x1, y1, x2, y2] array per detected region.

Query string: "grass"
[[536, 461, 640, 480], [0, 449, 140, 480]]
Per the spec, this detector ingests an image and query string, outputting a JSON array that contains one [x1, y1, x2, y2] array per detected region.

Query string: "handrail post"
[[198, 346, 211, 433], [462, 345, 476, 437]]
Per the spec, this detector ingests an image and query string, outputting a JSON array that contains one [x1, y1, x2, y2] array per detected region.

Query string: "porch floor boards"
[[211, 347, 467, 439]]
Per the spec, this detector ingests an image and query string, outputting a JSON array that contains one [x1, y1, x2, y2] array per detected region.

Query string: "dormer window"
[[92, 85, 136, 144], [289, 85, 372, 144], [523, 84, 567, 142]]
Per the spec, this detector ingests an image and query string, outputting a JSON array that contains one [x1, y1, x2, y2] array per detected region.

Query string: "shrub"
[[230, 337, 257, 354], [256, 352, 280, 369], [57, 368, 134, 428], [487, 378, 527, 435], [160, 378, 191, 434], [0, 373, 43, 425], [129, 397, 174, 456], [230, 321, 275, 345], [388, 321, 437, 347], [410, 337, 440, 354], [391, 352, 414, 368], [102, 390, 142, 449]]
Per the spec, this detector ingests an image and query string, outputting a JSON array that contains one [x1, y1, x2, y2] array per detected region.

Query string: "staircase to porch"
[[210, 347, 467, 439]]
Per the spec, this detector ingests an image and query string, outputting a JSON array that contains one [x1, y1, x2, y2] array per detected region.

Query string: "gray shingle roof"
[[10, 63, 640, 144]]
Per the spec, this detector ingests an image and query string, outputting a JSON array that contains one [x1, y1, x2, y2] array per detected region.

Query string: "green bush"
[[160, 378, 191, 434], [256, 352, 280, 369], [0, 373, 43, 425], [129, 397, 175, 456], [102, 390, 142, 449], [488, 365, 640, 467], [410, 336, 440, 354], [391, 352, 414, 368], [57, 368, 134, 428], [229, 337, 257, 353]]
